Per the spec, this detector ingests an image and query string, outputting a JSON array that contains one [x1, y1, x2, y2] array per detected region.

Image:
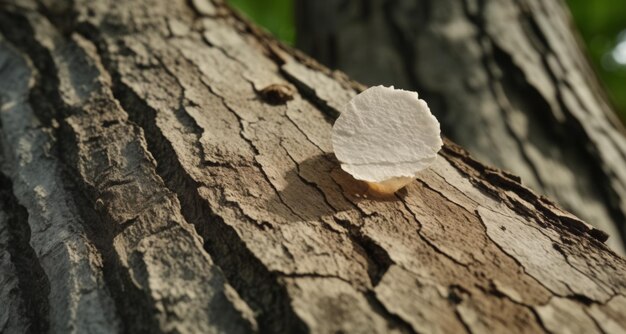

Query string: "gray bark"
[[0, 0, 624, 333], [296, 0, 626, 254]]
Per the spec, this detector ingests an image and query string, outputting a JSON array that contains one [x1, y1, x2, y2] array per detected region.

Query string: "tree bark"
[[296, 0, 626, 254], [0, 0, 624, 333]]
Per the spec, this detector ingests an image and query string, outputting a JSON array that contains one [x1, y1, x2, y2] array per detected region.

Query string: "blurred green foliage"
[[228, 0, 626, 119], [228, 0, 295, 44], [567, 0, 626, 120]]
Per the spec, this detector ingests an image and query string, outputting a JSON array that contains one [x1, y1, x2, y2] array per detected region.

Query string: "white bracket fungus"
[[332, 85, 443, 196]]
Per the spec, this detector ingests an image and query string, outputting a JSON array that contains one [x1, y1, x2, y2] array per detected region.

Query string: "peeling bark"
[[296, 0, 626, 255], [0, 0, 624, 333]]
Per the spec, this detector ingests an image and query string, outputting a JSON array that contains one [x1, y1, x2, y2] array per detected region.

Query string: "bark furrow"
[[0, 172, 47, 334], [0, 32, 121, 333], [1, 6, 258, 333]]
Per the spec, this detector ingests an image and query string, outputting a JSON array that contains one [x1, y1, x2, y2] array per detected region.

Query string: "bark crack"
[[279, 67, 342, 119], [332, 215, 394, 287], [0, 17, 127, 332], [364, 291, 418, 334], [278, 139, 336, 213], [0, 172, 50, 333], [549, 242, 615, 298], [284, 110, 329, 155], [83, 30, 308, 331], [414, 178, 476, 217], [442, 142, 610, 244], [170, 44, 304, 221], [583, 307, 608, 334], [476, 205, 615, 305], [479, 281, 552, 334], [199, 76, 307, 221], [397, 197, 471, 268], [278, 119, 395, 289], [21, 46, 156, 334]]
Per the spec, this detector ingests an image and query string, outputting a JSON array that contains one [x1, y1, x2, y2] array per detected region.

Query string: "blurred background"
[[229, 0, 626, 121]]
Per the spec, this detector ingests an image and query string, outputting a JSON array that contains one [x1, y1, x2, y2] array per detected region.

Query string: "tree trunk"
[[0, 0, 624, 333], [296, 0, 626, 254]]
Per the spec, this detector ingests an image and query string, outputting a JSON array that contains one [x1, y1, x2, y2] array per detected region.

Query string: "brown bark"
[[296, 0, 626, 254], [0, 0, 624, 333]]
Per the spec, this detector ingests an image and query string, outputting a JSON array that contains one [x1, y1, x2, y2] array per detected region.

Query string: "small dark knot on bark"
[[259, 83, 295, 105]]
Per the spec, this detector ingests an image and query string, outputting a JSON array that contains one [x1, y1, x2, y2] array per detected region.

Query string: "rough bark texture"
[[296, 0, 626, 254], [0, 0, 624, 333]]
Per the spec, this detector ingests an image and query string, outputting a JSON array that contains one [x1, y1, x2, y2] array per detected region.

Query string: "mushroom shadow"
[[266, 153, 405, 223]]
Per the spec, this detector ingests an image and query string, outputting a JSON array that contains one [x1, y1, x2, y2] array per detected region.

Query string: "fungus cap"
[[332, 85, 443, 195]]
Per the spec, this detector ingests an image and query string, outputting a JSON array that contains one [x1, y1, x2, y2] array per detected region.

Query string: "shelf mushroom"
[[332, 85, 443, 196]]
